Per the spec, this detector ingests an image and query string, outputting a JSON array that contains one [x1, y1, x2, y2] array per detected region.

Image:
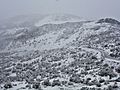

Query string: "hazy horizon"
[[0, 0, 120, 20]]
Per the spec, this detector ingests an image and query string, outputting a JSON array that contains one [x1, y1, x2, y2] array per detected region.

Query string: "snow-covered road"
[[82, 46, 120, 64]]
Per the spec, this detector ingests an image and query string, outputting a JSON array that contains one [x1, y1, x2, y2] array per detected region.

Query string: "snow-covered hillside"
[[0, 14, 120, 90], [35, 14, 84, 26]]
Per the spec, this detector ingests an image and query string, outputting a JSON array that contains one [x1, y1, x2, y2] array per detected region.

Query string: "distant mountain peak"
[[97, 18, 120, 25]]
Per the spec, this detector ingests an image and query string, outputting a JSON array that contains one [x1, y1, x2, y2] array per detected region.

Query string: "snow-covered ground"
[[0, 14, 120, 90]]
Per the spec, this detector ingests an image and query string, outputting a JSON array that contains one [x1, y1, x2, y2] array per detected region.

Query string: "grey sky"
[[0, 0, 120, 20]]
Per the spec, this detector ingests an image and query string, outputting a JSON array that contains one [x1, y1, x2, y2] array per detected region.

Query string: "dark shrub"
[[99, 79, 105, 83], [80, 87, 89, 90], [87, 78, 91, 81], [26, 84, 31, 89], [91, 56, 97, 60], [107, 84, 118, 90], [113, 82, 118, 88], [115, 77, 120, 82], [4, 83, 12, 89], [43, 79, 51, 86], [116, 66, 120, 73], [103, 63, 109, 67], [61, 80, 67, 85], [32, 82, 40, 89], [96, 83, 101, 87], [104, 81, 109, 85], [98, 68, 116, 78], [68, 82, 73, 85], [52, 79, 61, 87], [87, 81, 94, 86], [69, 76, 83, 83], [107, 85, 113, 90], [90, 79, 101, 87]]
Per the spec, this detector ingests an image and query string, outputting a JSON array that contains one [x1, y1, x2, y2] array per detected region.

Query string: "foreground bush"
[[4, 83, 12, 89], [32, 82, 41, 89], [42, 79, 51, 86], [52, 79, 61, 87]]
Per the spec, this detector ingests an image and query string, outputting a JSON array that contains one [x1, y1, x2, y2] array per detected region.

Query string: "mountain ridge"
[[0, 14, 120, 90]]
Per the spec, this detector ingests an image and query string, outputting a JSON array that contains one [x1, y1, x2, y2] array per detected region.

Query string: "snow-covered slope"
[[0, 14, 120, 90]]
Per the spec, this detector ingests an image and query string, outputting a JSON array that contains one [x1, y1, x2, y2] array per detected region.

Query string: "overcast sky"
[[0, 0, 120, 20]]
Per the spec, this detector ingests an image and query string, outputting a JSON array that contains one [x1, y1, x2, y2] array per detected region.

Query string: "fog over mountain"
[[0, 0, 120, 20], [0, 0, 120, 90]]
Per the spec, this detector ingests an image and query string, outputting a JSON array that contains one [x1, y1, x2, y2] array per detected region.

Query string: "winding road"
[[82, 46, 120, 65]]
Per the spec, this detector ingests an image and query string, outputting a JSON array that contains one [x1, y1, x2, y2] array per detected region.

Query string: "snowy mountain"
[[0, 14, 84, 51], [35, 14, 84, 26], [0, 14, 120, 90]]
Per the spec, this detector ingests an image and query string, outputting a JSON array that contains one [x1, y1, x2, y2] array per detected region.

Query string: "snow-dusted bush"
[[32, 82, 40, 89], [42, 79, 51, 86], [26, 84, 32, 89], [80, 87, 89, 90], [107, 83, 118, 90], [61, 80, 67, 85], [4, 83, 12, 89], [98, 68, 117, 78], [67, 82, 73, 85], [52, 79, 61, 87], [115, 77, 120, 82], [99, 78, 105, 83], [116, 66, 120, 73], [69, 75, 83, 83]]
